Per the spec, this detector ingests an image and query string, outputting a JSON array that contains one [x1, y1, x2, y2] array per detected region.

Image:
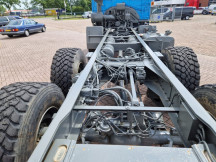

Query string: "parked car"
[[82, 11, 92, 18], [10, 11, 21, 16], [26, 12, 45, 17], [194, 7, 209, 15], [209, 4, 216, 14], [0, 19, 46, 38], [0, 16, 22, 27], [163, 7, 195, 20], [13, 16, 23, 19], [211, 7, 216, 15], [34, 12, 45, 16]]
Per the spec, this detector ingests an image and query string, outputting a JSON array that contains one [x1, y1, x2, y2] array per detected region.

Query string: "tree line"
[[0, 0, 92, 14]]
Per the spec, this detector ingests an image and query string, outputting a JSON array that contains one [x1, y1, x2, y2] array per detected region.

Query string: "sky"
[[13, 0, 30, 10], [20, 0, 28, 9]]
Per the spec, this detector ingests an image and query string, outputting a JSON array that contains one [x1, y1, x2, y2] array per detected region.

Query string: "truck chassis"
[[29, 26, 216, 161], [0, 2, 216, 162]]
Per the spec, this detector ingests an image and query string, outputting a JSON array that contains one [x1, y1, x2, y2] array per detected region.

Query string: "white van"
[[208, 4, 216, 14], [211, 6, 216, 15], [82, 11, 92, 19]]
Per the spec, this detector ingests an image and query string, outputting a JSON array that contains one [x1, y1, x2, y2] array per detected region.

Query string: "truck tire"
[[0, 82, 65, 162], [162, 46, 200, 91], [51, 48, 86, 96], [193, 84, 216, 119], [147, 46, 200, 102]]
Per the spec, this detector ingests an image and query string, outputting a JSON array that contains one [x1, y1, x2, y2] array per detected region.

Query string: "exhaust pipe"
[[94, 0, 103, 12]]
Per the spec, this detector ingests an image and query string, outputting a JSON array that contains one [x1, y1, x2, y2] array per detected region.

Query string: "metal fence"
[[150, 6, 186, 22], [2, 7, 191, 22]]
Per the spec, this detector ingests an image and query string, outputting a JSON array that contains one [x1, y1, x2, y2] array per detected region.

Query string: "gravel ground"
[[0, 15, 215, 88]]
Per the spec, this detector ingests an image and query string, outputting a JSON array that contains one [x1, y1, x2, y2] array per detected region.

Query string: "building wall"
[[153, 0, 215, 7], [153, 0, 185, 6], [199, 0, 209, 6]]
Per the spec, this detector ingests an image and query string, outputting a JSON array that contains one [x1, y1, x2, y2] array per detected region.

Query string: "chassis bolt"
[[125, 106, 130, 110]]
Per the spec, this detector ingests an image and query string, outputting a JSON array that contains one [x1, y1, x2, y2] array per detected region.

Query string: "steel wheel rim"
[[35, 106, 58, 144], [25, 30, 29, 36]]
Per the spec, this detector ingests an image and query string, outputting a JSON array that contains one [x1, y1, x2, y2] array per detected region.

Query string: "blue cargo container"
[[92, 0, 151, 20]]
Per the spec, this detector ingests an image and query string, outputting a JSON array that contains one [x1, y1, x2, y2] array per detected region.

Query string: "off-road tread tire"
[[0, 82, 64, 162], [193, 84, 216, 118], [51, 48, 86, 96], [162, 46, 200, 91]]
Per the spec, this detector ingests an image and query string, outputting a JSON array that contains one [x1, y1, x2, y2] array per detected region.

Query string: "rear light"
[[0, 29, 4, 32], [12, 29, 19, 32]]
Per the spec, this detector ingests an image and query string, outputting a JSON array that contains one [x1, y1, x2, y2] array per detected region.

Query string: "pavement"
[[0, 15, 216, 88]]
